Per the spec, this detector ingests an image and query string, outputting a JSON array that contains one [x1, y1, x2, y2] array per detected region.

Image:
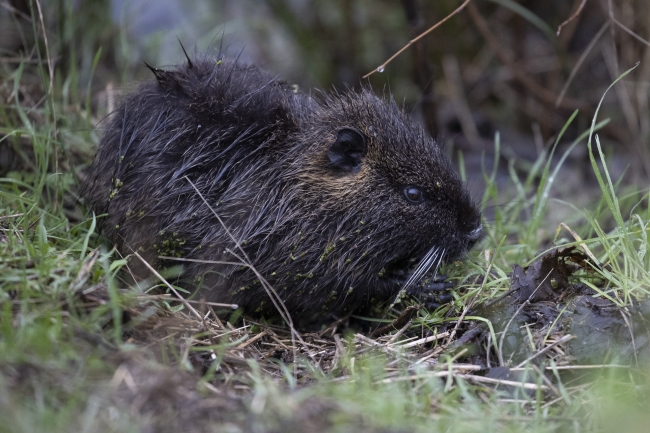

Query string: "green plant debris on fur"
[[154, 232, 187, 258]]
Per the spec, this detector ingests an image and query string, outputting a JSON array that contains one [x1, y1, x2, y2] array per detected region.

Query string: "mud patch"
[[455, 247, 650, 368]]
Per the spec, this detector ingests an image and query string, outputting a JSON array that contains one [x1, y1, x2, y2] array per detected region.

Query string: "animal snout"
[[467, 224, 483, 245], [468, 224, 482, 240]]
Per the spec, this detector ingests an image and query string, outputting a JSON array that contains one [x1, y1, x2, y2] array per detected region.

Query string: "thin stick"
[[34, 0, 59, 209], [133, 251, 202, 320], [363, 0, 472, 79], [558, 223, 601, 265], [0, 213, 25, 221], [514, 334, 575, 368], [555, 21, 610, 108], [556, 0, 587, 36], [467, 2, 585, 111], [183, 176, 306, 378], [608, 5, 650, 48], [132, 294, 237, 308], [398, 332, 450, 349]]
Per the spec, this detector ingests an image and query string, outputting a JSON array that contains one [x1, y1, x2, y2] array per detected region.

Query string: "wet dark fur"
[[83, 56, 482, 317]]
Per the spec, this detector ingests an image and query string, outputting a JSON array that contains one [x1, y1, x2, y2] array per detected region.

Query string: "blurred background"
[[1, 0, 649, 223]]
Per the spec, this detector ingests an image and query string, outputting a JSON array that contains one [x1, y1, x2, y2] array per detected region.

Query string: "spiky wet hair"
[[83, 56, 481, 317]]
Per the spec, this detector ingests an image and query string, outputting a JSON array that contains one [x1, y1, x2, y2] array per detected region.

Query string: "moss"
[[293, 272, 314, 281], [325, 289, 338, 302], [320, 242, 336, 261], [155, 231, 187, 258]]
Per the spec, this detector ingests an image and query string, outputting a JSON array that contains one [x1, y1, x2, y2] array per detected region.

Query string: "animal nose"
[[468, 224, 482, 242]]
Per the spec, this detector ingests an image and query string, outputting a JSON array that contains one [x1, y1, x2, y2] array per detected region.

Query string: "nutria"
[[83, 55, 482, 318]]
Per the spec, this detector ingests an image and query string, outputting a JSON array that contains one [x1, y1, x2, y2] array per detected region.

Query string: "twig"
[[510, 364, 629, 371], [133, 251, 202, 321], [34, 0, 58, 208], [158, 255, 244, 267], [555, 21, 610, 108], [514, 334, 575, 368], [386, 318, 415, 344], [557, 223, 601, 266], [363, 0, 472, 79], [459, 373, 548, 390], [184, 176, 306, 378], [379, 371, 547, 391], [556, 0, 587, 36], [236, 330, 269, 350], [70, 248, 100, 292], [398, 332, 450, 349], [371, 305, 419, 337], [467, 2, 584, 111], [609, 10, 650, 48], [0, 1, 31, 21], [0, 213, 25, 221], [134, 293, 238, 309], [442, 55, 481, 148]]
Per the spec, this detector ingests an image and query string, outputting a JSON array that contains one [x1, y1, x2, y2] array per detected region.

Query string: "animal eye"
[[403, 186, 424, 203]]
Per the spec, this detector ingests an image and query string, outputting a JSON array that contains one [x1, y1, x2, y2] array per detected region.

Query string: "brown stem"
[[363, 0, 472, 79], [467, 2, 586, 111]]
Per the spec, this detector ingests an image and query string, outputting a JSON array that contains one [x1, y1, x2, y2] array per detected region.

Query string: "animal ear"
[[328, 127, 367, 172]]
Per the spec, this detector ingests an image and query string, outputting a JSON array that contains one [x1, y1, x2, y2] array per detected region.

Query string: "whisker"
[[402, 246, 441, 292]]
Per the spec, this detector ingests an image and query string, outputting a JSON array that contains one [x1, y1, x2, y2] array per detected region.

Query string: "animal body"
[[83, 56, 482, 317]]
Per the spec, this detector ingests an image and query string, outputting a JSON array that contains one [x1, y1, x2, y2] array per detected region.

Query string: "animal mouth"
[[384, 255, 416, 280], [384, 247, 447, 287]]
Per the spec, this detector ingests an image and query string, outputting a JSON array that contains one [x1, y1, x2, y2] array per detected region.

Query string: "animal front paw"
[[405, 274, 454, 310]]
